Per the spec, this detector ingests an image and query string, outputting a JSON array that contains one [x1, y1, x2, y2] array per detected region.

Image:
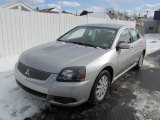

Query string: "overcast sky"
[[2, 0, 160, 15]]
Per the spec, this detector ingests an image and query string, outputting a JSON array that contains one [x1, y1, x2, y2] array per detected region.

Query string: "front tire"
[[89, 70, 111, 105]]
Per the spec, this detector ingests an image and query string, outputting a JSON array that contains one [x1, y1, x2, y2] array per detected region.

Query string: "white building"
[[0, 1, 34, 12]]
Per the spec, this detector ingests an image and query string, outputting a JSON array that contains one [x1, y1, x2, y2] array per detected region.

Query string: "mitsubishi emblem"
[[25, 68, 30, 77]]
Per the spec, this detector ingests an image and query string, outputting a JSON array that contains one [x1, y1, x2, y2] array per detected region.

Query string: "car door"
[[116, 28, 133, 75], [129, 28, 143, 63]]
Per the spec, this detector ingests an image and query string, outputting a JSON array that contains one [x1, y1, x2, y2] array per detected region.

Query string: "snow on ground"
[[143, 56, 160, 69], [144, 34, 160, 55], [122, 77, 160, 120], [129, 87, 160, 120], [0, 55, 19, 72], [143, 34, 160, 68], [0, 34, 159, 120], [0, 56, 45, 120]]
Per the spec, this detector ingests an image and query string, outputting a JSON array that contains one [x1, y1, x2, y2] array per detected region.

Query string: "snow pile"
[[144, 34, 160, 55], [0, 55, 19, 72], [0, 56, 45, 120]]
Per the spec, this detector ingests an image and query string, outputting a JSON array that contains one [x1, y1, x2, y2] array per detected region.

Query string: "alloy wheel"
[[95, 75, 109, 101]]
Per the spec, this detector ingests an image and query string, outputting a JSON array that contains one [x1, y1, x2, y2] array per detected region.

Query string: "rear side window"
[[119, 29, 131, 43], [130, 29, 140, 42]]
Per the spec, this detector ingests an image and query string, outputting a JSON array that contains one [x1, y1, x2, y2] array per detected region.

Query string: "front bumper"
[[15, 66, 92, 106]]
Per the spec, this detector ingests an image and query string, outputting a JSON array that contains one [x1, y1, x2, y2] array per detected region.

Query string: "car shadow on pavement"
[[137, 49, 160, 91]]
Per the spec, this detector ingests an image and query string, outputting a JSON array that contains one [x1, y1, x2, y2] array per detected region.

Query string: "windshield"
[[58, 26, 117, 49]]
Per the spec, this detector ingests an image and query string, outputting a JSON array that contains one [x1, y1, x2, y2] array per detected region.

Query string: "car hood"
[[19, 41, 108, 73]]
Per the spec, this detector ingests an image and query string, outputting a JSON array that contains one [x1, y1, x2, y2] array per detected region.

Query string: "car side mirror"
[[117, 42, 130, 50]]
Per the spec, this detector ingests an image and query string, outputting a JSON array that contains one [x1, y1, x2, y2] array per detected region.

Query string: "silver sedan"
[[15, 24, 146, 106]]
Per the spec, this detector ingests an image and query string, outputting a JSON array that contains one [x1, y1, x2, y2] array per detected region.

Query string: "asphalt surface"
[[27, 50, 160, 120]]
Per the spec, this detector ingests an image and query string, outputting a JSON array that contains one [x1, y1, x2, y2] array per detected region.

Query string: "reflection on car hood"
[[19, 41, 107, 73]]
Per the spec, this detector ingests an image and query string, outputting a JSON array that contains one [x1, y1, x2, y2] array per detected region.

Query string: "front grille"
[[18, 62, 51, 80]]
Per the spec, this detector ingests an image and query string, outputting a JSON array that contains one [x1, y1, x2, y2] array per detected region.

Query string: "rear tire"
[[89, 70, 111, 105], [134, 53, 144, 70]]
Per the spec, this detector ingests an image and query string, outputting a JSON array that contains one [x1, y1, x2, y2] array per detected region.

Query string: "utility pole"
[[145, 10, 149, 19]]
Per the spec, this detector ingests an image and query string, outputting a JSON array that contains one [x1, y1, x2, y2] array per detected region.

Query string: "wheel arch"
[[100, 66, 114, 82], [88, 65, 114, 104]]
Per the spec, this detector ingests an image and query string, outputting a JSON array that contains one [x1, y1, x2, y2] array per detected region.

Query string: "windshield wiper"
[[57, 39, 69, 43], [68, 41, 97, 48], [58, 40, 105, 50]]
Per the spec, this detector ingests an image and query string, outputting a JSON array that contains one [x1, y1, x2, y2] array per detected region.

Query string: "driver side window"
[[119, 29, 131, 43], [130, 28, 140, 42]]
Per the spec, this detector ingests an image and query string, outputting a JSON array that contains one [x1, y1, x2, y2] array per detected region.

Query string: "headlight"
[[56, 67, 86, 82]]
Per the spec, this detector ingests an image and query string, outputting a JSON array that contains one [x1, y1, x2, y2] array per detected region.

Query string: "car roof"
[[81, 23, 125, 29]]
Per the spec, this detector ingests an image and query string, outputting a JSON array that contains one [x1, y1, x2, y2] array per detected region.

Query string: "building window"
[[149, 27, 154, 30]]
